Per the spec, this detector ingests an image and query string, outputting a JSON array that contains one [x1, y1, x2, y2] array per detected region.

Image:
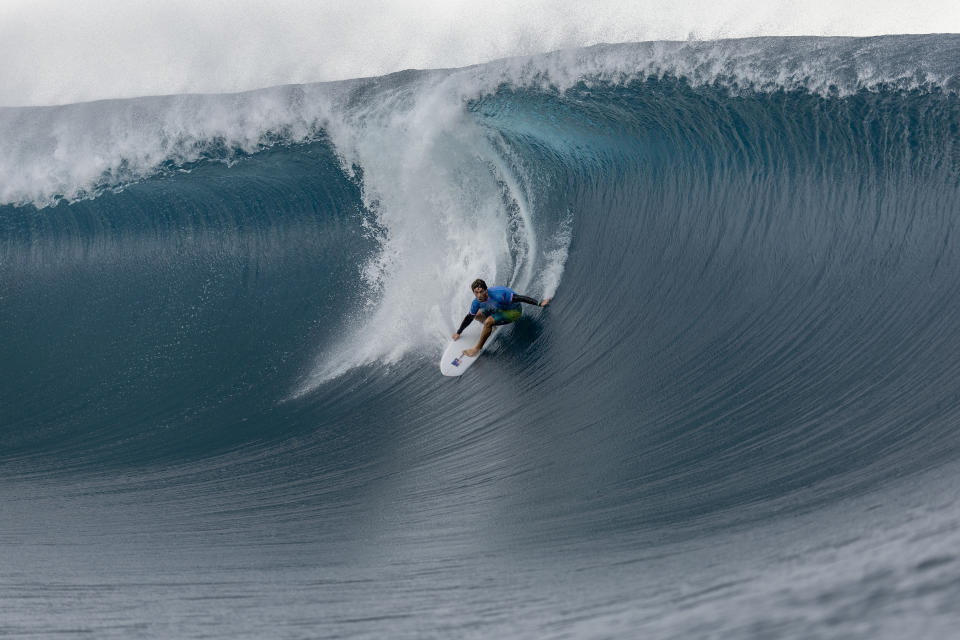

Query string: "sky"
[[2, 0, 959, 106]]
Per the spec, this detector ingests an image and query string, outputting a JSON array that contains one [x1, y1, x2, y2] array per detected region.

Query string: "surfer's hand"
[[540, 297, 551, 307], [452, 333, 460, 340]]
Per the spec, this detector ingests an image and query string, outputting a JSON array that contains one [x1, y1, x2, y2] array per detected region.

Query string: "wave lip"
[[4, 35, 960, 210], [0, 85, 336, 208]]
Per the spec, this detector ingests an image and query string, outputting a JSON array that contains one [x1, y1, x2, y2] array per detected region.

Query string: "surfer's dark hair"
[[471, 279, 487, 291]]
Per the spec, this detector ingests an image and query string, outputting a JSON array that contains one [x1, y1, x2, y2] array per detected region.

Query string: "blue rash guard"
[[469, 286, 521, 317]]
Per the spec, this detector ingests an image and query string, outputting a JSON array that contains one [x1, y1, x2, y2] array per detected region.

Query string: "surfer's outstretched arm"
[[453, 313, 476, 340], [513, 294, 551, 307]]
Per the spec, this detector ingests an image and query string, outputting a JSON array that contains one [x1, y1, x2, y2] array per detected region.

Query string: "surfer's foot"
[[540, 297, 551, 307], [463, 347, 480, 357]]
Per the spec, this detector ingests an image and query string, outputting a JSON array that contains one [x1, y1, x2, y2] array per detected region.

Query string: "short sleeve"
[[469, 299, 480, 315]]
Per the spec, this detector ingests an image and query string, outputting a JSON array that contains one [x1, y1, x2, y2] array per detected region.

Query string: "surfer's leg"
[[478, 316, 496, 346], [463, 316, 496, 357]]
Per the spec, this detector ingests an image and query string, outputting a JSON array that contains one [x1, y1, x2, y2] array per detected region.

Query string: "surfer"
[[453, 279, 550, 357]]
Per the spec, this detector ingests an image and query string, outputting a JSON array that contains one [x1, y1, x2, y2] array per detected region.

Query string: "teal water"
[[3, 35, 960, 638]]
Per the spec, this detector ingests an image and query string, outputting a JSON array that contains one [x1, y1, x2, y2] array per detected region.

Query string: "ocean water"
[[3, 35, 960, 638]]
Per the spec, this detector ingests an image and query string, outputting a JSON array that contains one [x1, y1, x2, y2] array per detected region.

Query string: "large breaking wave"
[[3, 34, 960, 638]]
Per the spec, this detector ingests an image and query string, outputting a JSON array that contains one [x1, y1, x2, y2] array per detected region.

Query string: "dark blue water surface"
[[3, 35, 960, 639]]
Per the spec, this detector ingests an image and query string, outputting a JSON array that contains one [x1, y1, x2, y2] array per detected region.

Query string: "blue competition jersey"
[[469, 286, 520, 316]]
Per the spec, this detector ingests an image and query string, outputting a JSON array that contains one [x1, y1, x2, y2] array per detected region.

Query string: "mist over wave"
[[5, 35, 960, 209], [3, 35, 960, 638]]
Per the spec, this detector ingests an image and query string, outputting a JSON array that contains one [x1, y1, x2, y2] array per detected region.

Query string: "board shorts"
[[490, 307, 522, 326]]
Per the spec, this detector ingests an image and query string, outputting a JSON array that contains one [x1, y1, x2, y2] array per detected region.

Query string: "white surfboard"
[[439, 321, 489, 376]]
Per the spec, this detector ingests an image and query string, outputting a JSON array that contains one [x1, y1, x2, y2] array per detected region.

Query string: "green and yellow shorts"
[[490, 307, 522, 326]]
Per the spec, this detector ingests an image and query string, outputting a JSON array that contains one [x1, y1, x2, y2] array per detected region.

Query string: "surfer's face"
[[473, 287, 488, 302]]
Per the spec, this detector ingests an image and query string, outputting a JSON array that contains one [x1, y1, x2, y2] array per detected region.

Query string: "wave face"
[[4, 35, 960, 638]]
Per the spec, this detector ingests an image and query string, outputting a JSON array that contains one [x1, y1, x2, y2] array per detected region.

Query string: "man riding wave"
[[453, 278, 550, 357]]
